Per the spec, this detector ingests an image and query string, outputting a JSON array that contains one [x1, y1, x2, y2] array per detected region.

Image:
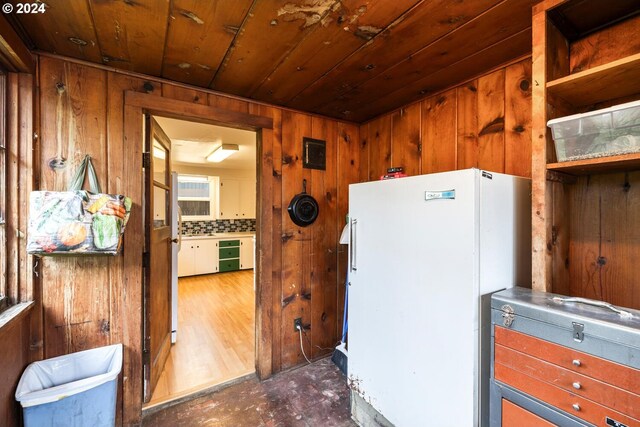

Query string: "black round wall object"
[[288, 180, 319, 227]]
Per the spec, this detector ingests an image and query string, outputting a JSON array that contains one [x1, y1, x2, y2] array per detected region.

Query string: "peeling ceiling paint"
[[277, 0, 340, 28]]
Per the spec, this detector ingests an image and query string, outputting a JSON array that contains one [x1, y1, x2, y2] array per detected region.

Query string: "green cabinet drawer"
[[219, 259, 240, 272], [219, 240, 240, 248], [219, 247, 240, 259]]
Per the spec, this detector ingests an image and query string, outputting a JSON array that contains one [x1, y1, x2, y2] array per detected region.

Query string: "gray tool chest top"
[[491, 287, 640, 371]]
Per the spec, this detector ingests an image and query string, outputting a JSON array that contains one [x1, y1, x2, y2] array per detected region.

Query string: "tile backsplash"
[[181, 218, 256, 235]]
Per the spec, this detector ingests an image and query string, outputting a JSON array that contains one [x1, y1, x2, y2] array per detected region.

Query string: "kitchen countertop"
[[181, 232, 255, 240]]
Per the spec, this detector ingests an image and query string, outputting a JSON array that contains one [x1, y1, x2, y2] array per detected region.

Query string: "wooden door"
[[143, 116, 173, 403]]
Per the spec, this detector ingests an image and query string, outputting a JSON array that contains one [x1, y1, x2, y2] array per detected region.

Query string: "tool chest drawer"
[[495, 327, 640, 397], [502, 399, 556, 427], [490, 287, 640, 427]]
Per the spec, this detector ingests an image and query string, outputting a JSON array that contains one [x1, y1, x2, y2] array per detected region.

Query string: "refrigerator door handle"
[[350, 218, 357, 271]]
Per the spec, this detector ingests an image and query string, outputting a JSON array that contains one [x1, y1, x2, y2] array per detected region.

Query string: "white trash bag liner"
[[16, 344, 123, 407]]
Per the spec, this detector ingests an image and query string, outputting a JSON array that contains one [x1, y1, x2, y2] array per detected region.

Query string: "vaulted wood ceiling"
[[9, 0, 537, 122]]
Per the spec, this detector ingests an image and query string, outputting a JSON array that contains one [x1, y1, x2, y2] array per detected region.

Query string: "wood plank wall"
[[1, 71, 36, 427], [0, 309, 31, 427], [360, 58, 532, 180], [546, 15, 640, 309], [32, 54, 360, 425]]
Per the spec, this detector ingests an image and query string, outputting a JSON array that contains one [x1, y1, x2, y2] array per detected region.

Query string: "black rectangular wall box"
[[303, 137, 326, 171]]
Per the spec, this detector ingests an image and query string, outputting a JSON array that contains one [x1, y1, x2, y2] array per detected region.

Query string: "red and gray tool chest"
[[490, 287, 640, 427]]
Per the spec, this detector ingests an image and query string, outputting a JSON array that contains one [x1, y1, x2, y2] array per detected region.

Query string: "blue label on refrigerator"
[[424, 190, 455, 201]]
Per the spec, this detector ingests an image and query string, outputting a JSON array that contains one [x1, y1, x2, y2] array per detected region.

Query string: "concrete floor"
[[143, 357, 357, 427]]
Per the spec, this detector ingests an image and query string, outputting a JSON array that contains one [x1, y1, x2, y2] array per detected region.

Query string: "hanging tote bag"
[[27, 156, 132, 255]]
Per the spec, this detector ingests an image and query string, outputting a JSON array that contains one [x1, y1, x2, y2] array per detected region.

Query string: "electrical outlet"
[[294, 317, 303, 332]]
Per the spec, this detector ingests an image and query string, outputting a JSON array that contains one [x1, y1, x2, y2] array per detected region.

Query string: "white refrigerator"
[[347, 169, 531, 427]]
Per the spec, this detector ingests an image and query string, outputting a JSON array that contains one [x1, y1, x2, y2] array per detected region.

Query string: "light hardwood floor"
[[146, 270, 255, 406]]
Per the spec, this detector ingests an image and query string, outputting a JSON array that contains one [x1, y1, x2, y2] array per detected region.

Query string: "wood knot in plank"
[[180, 10, 204, 24], [281, 232, 294, 242], [301, 292, 312, 300], [478, 117, 504, 136], [341, 131, 351, 143], [440, 15, 465, 25], [282, 294, 296, 307], [102, 55, 129, 64], [354, 26, 382, 41], [597, 256, 607, 266], [224, 25, 240, 35], [519, 79, 530, 92], [101, 319, 110, 334], [623, 174, 631, 192], [513, 125, 525, 133]]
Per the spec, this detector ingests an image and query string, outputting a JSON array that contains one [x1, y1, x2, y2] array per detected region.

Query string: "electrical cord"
[[300, 327, 339, 352], [297, 325, 312, 364]]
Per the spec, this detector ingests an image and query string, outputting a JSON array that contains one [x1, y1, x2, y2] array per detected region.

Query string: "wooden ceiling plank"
[[0, 13, 34, 72], [308, 0, 536, 119], [249, 0, 421, 104], [162, 0, 253, 87], [286, 0, 503, 111], [211, 0, 346, 96], [90, 0, 171, 76], [342, 28, 532, 122], [7, 0, 102, 62]]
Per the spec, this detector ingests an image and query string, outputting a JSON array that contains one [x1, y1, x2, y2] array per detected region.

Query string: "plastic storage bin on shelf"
[[547, 99, 640, 162], [15, 344, 123, 427]]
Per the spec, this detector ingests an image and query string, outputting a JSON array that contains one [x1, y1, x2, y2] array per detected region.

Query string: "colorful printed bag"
[[27, 156, 132, 255]]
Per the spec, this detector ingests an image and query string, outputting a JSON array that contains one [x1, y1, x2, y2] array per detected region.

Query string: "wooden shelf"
[[547, 152, 640, 175], [546, 53, 640, 106]]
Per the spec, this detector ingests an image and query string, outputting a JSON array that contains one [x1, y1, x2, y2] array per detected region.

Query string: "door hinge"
[[142, 152, 151, 169], [142, 251, 150, 268]]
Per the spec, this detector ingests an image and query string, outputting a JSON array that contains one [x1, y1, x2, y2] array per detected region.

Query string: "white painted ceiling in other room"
[[154, 116, 256, 169]]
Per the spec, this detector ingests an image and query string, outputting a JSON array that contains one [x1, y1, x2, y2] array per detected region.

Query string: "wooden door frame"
[[123, 91, 274, 425]]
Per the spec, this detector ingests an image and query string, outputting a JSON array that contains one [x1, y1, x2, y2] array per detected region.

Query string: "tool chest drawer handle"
[[572, 359, 581, 367], [551, 296, 634, 319], [572, 382, 581, 390], [572, 403, 581, 412]]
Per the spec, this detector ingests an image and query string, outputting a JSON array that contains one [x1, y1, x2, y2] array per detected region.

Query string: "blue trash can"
[[15, 344, 123, 427]]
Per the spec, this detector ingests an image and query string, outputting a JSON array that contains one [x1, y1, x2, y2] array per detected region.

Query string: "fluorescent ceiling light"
[[206, 144, 239, 163]]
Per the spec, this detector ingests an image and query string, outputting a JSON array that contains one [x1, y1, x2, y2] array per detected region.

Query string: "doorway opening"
[[144, 115, 258, 408]]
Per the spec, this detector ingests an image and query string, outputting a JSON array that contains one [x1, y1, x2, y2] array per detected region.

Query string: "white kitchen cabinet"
[[177, 238, 219, 277], [239, 179, 256, 218], [219, 178, 255, 219], [239, 236, 254, 270], [219, 178, 240, 219]]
